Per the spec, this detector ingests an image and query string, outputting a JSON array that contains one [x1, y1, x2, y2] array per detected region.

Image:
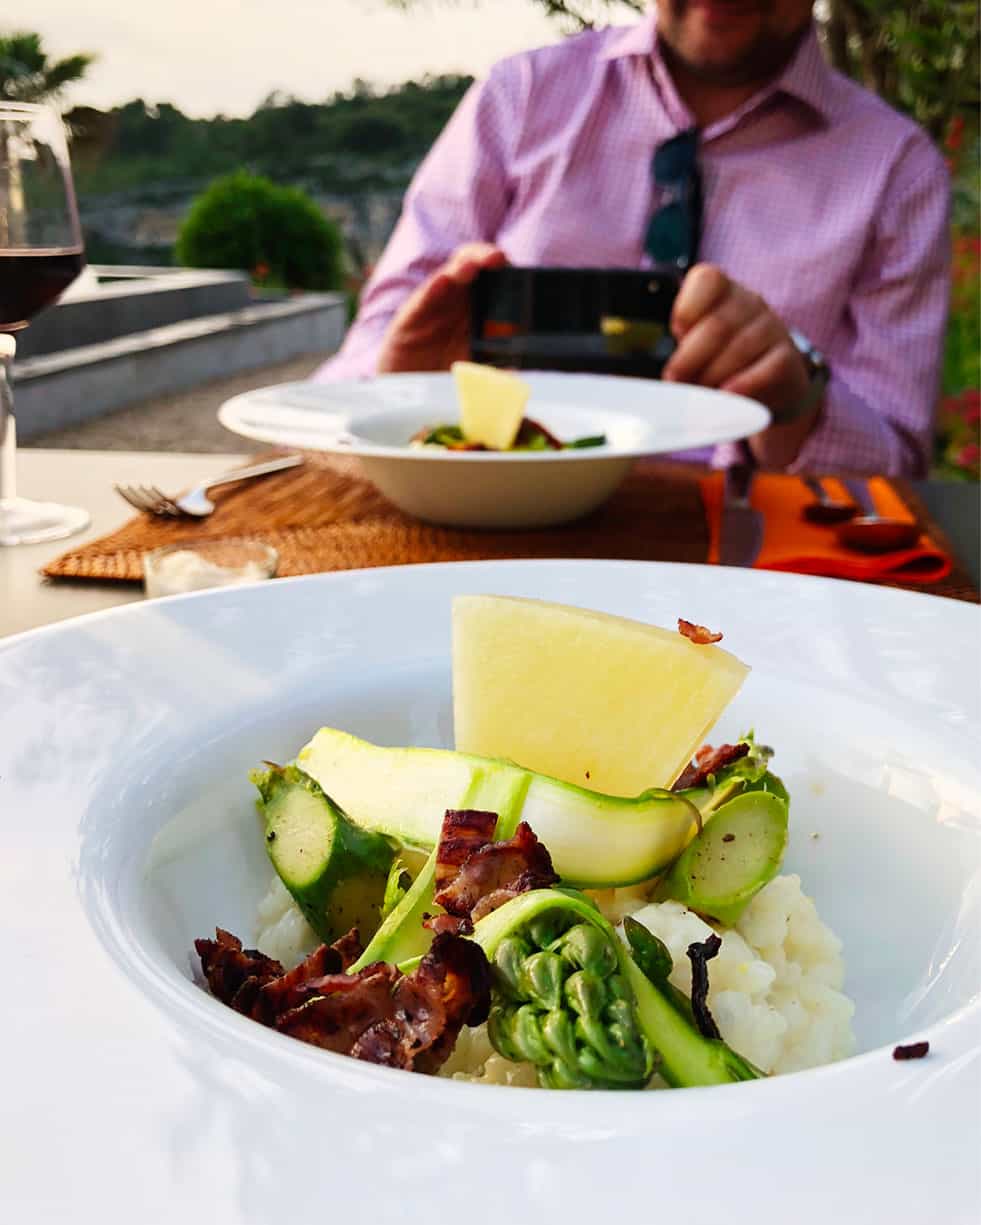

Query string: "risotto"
[[254, 871, 855, 1087]]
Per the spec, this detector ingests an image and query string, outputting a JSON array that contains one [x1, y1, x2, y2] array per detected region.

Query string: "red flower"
[[955, 442, 980, 468], [945, 115, 965, 154]]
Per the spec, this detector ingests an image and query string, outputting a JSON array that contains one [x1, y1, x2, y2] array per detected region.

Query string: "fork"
[[115, 454, 305, 518]]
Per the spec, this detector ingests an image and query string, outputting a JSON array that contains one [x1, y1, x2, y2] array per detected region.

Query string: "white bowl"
[[218, 372, 770, 528], [1, 560, 977, 1223]]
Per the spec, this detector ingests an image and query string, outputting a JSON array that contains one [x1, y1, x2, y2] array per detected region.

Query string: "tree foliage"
[[0, 31, 94, 102], [823, 0, 979, 140], [71, 75, 473, 195], [387, 0, 978, 141], [175, 171, 345, 291]]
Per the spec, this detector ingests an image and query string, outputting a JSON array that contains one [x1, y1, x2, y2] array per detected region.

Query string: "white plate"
[[2, 561, 979, 1225], [218, 374, 770, 527]]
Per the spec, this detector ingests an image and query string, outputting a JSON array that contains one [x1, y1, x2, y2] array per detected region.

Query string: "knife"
[[719, 463, 764, 567]]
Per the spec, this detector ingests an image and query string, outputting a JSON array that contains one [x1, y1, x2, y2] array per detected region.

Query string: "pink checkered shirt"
[[316, 16, 950, 475]]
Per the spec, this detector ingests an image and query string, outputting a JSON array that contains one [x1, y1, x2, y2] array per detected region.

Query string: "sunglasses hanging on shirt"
[[645, 128, 702, 273]]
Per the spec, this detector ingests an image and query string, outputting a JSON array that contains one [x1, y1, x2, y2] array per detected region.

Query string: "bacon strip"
[[195, 929, 358, 1021], [253, 943, 345, 1023], [399, 931, 493, 1068], [275, 933, 491, 1071], [434, 809, 498, 895], [673, 742, 750, 791], [515, 416, 563, 450], [422, 911, 473, 937], [195, 928, 491, 1075], [893, 1041, 930, 1061], [678, 618, 723, 644], [194, 928, 286, 1016], [329, 927, 365, 971], [351, 1019, 410, 1067], [276, 962, 400, 1053], [433, 815, 559, 923]]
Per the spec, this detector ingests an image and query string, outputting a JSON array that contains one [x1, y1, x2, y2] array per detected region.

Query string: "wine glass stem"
[[0, 340, 16, 503]]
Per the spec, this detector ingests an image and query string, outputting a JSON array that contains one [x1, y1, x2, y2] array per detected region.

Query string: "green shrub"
[[175, 170, 344, 291]]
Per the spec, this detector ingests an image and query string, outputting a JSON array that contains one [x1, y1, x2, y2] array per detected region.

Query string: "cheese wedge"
[[452, 360, 530, 450], [452, 595, 749, 795]]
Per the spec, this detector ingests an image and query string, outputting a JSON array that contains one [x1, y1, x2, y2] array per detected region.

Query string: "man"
[[316, 1, 950, 475]]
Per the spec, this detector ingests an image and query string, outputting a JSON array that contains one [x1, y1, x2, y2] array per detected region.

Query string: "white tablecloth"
[[1, 450, 248, 639]]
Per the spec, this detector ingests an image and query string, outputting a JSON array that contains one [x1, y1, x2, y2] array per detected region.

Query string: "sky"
[[11, 1, 643, 118]]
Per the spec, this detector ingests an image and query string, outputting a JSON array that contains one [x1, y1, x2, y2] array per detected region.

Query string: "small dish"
[[143, 538, 278, 598], [218, 372, 770, 529]]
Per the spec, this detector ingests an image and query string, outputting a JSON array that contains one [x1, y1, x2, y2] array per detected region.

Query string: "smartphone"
[[470, 266, 681, 377]]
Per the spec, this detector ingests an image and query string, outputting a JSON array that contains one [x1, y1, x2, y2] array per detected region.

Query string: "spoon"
[[801, 477, 857, 524], [835, 479, 921, 553]]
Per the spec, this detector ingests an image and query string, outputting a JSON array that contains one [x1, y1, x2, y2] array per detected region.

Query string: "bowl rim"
[[217, 372, 772, 462]]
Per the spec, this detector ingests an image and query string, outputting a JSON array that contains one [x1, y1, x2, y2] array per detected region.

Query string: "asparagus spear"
[[623, 916, 763, 1086], [656, 790, 789, 925], [470, 889, 762, 1090], [251, 764, 394, 944], [472, 890, 653, 1089]]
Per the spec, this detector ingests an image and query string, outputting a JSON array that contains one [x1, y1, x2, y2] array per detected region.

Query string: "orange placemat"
[[700, 473, 953, 584]]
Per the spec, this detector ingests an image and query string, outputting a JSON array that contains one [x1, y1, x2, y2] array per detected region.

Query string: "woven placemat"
[[42, 453, 710, 582], [43, 452, 978, 602]]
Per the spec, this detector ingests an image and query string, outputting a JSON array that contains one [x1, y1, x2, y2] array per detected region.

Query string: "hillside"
[[69, 75, 473, 269]]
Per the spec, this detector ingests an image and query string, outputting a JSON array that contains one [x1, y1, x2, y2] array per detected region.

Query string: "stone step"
[[17, 266, 253, 359], [14, 294, 346, 440]]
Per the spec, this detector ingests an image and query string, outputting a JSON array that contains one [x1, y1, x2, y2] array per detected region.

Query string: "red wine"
[[0, 248, 86, 331]]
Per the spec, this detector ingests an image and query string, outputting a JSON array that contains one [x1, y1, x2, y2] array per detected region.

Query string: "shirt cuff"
[[711, 378, 926, 477], [786, 377, 922, 476]]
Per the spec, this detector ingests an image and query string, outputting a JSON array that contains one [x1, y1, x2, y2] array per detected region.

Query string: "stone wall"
[[81, 186, 406, 272]]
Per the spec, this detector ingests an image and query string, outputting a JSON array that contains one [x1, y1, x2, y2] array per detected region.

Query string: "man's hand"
[[378, 243, 508, 374], [662, 264, 819, 466]]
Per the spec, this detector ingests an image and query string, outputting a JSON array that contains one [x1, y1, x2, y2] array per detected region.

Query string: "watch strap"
[[777, 329, 829, 425]]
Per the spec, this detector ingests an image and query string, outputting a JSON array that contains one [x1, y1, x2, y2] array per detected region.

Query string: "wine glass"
[[0, 102, 89, 546]]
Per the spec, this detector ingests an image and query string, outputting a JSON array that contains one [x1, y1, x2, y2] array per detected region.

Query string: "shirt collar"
[[598, 11, 660, 62], [774, 25, 837, 122], [599, 11, 835, 126]]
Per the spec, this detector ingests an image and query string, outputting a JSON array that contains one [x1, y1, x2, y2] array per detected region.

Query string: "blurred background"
[[4, 0, 978, 478]]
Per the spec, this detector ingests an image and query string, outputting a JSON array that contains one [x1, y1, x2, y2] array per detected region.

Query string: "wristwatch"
[[778, 329, 830, 425]]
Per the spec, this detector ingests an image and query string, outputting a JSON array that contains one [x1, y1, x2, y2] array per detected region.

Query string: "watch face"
[[790, 330, 829, 379]]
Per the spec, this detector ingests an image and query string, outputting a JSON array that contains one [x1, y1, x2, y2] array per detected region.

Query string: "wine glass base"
[[0, 498, 91, 547]]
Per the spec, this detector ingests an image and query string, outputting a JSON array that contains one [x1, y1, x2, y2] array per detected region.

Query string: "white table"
[[1, 450, 248, 639], [4, 449, 977, 641]]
